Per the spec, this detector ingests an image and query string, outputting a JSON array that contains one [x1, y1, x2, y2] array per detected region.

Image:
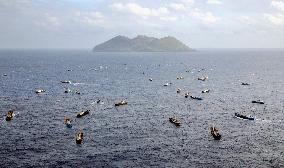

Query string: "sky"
[[1, 0, 284, 49]]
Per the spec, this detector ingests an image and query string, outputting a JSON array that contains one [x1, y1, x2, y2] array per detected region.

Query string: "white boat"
[[35, 89, 46, 94]]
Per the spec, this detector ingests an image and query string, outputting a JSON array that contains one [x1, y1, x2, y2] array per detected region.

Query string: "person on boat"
[[6, 110, 14, 121], [76, 131, 84, 144], [64, 117, 71, 123]]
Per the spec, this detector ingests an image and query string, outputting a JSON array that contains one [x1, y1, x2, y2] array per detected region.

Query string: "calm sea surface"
[[0, 49, 283, 167]]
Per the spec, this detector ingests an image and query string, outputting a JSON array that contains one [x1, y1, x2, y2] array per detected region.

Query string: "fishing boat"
[[6, 110, 15, 121], [190, 96, 203, 100], [64, 89, 71, 93], [241, 82, 250, 85], [169, 117, 181, 127], [185, 92, 190, 98], [149, 78, 153, 81], [176, 76, 184, 80], [75, 90, 80, 94], [35, 89, 46, 94], [61, 80, 71, 84], [201, 89, 210, 93], [164, 83, 170, 86], [177, 88, 181, 93], [64, 117, 72, 128], [115, 100, 128, 106], [252, 100, 264, 104], [198, 76, 208, 81], [235, 113, 255, 120], [210, 126, 221, 140], [76, 110, 90, 118], [75, 131, 84, 144]]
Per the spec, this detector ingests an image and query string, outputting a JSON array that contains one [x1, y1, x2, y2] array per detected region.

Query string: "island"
[[93, 35, 192, 52]]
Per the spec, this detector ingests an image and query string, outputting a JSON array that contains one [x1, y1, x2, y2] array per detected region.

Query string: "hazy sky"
[[1, 0, 284, 49]]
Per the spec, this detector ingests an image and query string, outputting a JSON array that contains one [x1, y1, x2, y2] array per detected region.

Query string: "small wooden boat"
[[190, 96, 203, 100], [169, 117, 181, 127], [177, 88, 181, 93], [149, 78, 153, 81], [115, 100, 128, 106], [210, 126, 221, 140], [176, 76, 184, 80], [35, 89, 46, 94], [198, 76, 208, 81], [164, 83, 170, 86], [64, 89, 71, 93], [252, 100, 264, 104], [75, 131, 84, 144], [76, 110, 90, 118], [6, 110, 15, 121], [241, 82, 250, 85], [235, 113, 255, 120], [64, 117, 72, 128], [61, 80, 71, 84], [185, 92, 190, 98], [201, 89, 210, 93]]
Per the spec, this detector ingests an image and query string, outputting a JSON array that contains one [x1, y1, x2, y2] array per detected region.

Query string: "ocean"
[[0, 49, 283, 167]]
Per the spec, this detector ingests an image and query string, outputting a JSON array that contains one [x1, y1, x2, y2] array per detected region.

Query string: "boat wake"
[[72, 82, 85, 86], [255, 118, 283, 124]]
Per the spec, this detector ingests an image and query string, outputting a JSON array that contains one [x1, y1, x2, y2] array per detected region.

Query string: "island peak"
[[93, 35, 192, 52]]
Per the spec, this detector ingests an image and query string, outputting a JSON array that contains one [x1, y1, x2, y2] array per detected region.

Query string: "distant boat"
[[6, 110, 15, 121], [241, 82, 250, 85], [64, 89, 71, 93], [75, 90, 80, 94], [164, 83, 171, 86], [149, 78, 153, 81], [235, 113, 255, 120], [3, 74, 7, 76], [35, 89, 46, 94], [190, 96, 203, 100], [169, 117, 181, 127], [115, 100, 128, 106], [198, 68, 205, 72], [185, 92, 190, 98], [64, 117, 72, 128], [198, 76, 208, 81], [177, 88, 181, 93], [61, 81, 71, 84], [75, 131, 84, 144], [77, 110, 90, 118], [176, 76, 184, 80], [252, 100, 264, 104], [201, 89, 210, 93], [210, 126, 221, 140]]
